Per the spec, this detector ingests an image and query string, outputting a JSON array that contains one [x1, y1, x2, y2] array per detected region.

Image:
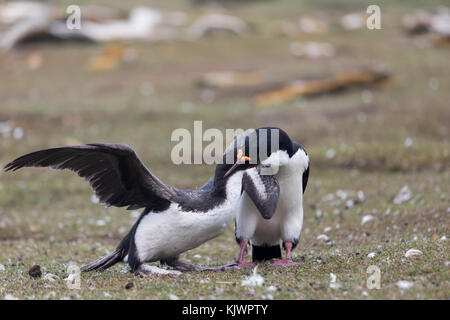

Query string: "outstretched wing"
[[4, 143, 177, 210], [242, 167, 280, 220]]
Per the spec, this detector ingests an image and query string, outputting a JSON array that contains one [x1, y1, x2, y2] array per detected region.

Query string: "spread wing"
[[4, 143, 177, 210], [242, 167, 280, 220]]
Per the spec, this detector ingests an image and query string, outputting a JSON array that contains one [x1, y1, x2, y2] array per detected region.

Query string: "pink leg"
[[270, 242, 302, 267], [233, 239, 254, 269], [219, 239, 254, 270]]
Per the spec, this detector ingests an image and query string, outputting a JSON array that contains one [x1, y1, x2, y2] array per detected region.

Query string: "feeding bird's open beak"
[[223, 149, 251, 179]]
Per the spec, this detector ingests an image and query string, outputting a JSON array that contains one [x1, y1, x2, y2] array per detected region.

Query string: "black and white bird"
[[4, 130, 283, 274], [233, 128, 310, 268]]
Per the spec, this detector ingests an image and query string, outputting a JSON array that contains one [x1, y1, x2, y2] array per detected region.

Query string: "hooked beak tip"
[[224, 162, 240, 179], [223, 149, 253, 179]]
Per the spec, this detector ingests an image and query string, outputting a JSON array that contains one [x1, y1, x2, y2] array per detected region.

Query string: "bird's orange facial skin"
[[237, 149, 251, 162], [223, 149, 252, 179]]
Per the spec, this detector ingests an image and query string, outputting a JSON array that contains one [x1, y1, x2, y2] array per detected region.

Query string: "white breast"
[[134, 171, 244, 262], [236, 148, 308, 246]]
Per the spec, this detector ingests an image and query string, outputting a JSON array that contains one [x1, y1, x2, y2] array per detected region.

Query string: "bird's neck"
[[212, 169, 244, 202]]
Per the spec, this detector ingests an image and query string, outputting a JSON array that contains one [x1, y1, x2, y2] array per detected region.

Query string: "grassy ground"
[[0, 0, 448, 299]]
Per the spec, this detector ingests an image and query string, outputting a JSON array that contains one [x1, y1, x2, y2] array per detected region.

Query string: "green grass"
[[0, 0, 448, 299]]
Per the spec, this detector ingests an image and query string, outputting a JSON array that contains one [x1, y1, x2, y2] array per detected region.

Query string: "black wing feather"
[[4, 143, 176, 210], [242, 168, 280, 220], [302, 163, 309, 194], [292, 140, 309, 194]]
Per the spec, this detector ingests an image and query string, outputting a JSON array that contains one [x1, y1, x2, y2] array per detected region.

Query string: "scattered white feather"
[[0, 264, 5, 271], [323, 227, 332, 233], [266, 285, 277, 292], [361, 215, 374, 225], [241, 266, 264, 287], [329, 273, 341, 289], [393, 185, 412, 205], [357, 190, 365, 202], [104, 292, 111, 297], [96, 219, 106, 226], [44, 273, 59, 282], [405, 249, 422, 258], [367, 252, 376, 258], [396, 280, 414, 289], [261, 294, 274, 300], [336, 189, 348, 200], [317, 234, 329, 241], [140, 265, 182, 275], [169, 294, 179, 300], [345, 199, 355, 209], [4, 294, 18, 300], [439, 236, 447, 242], [330, 272, 337, 282]]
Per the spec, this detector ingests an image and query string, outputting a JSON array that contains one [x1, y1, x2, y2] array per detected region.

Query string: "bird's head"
[[221, 127, 293, 179]]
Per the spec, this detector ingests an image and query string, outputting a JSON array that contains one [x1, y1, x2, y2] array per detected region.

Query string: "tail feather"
[[252, 244, 282, 262], [81, 225, 135, 272], [81, 249, 123, 272]]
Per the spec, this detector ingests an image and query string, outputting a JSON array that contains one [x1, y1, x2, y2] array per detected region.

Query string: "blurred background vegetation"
[[0, 0, 448, 299]]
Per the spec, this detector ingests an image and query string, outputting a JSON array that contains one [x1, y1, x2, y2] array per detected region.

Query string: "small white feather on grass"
[[393, 185, 412, 205], [317, 234, 329, 241], [43, 273, 59, 282], [405, 249, 422, 258], [361, 215, 374, 225], [396, 281, 414, 289], [241, 266, 264, 287], [329, 273, 341, 289]]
